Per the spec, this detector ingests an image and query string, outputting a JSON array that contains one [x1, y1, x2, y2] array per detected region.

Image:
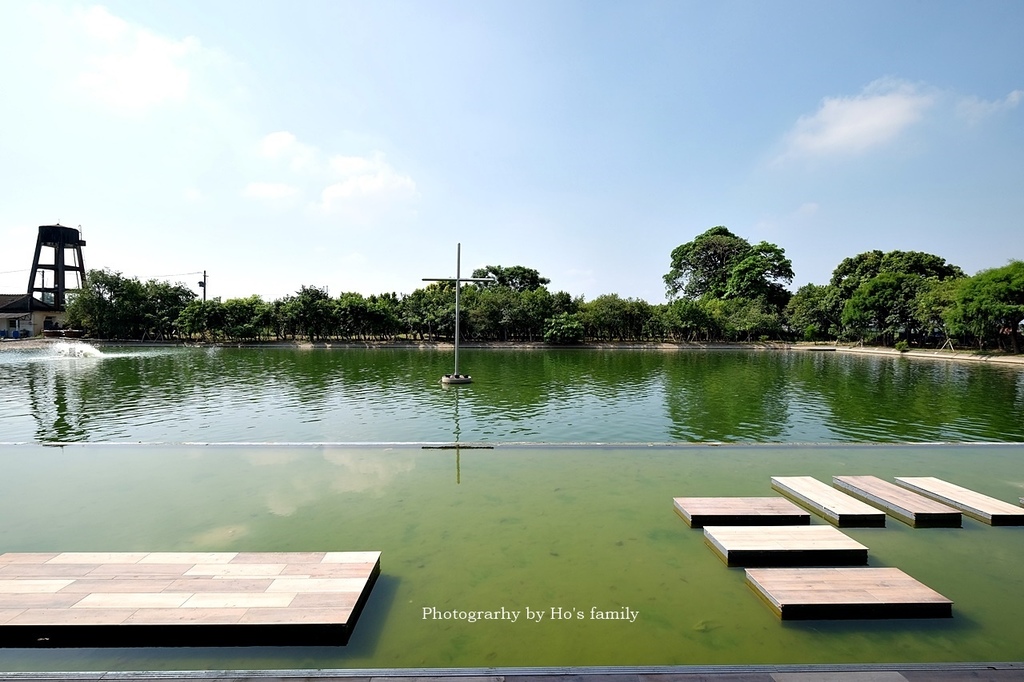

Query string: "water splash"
[[50, 341, 104, 358]]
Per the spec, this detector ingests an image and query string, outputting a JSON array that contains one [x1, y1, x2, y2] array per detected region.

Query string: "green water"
[[1, 443, 1023, 670], [1, 347, 1023, 443]]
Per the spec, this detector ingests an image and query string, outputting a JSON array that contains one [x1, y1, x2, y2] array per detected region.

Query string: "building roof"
[[0, 294, 60, 313]]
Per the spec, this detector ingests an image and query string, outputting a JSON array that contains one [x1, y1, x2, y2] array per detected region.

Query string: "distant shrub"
[[895, 340, 910, 352]]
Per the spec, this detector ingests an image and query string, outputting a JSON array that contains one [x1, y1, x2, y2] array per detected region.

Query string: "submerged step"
[[833, 475, 962, 528], [703, 525, 868, 567], [673, 497, 810, 528], [771, 476, 886, 527], [894, 477, 1024, 526], [746, 567, 953, 620]]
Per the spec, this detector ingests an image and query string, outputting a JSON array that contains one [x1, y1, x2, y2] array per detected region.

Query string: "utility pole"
[[198, 270, 207, 302]]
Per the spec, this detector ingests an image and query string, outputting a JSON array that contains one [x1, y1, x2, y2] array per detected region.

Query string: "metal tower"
[[27, 225, 87, 309]]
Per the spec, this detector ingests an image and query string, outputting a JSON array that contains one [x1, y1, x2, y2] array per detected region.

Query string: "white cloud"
[[319, 152, 418, 210], [72, 6, 200, 114], [242, 182, 300, 201], [777, 78, 935, 162], [956, 89, 1024, 125], [258, 131, 317, 171], [183, 187, 203, 203]]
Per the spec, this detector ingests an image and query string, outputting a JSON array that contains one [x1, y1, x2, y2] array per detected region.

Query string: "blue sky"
[[1, 1, 1022, 304]]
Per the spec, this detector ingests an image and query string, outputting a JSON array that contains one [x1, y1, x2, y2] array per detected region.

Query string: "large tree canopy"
[[471, 265, 550, 292], [664, 227, 794, 308]]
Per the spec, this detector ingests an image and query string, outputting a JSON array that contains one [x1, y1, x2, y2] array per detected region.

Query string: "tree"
[[543, 312, 584, 344], [724, 241, 794, 309], [471, 265, 550, 292], [785, 284, 839, 341], [664, 226, 751, 299], [946, 261, 1024, 352]]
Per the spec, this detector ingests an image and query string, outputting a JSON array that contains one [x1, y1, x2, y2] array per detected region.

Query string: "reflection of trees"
[[662, 351, 789, 441], [795, 354, 1024, 442]]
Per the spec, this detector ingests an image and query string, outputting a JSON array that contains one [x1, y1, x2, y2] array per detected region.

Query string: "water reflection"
[[1, 346, 1022, 443]]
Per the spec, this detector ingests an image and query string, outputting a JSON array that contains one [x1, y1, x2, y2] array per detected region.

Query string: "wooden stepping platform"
[[894, 477, 1024, 526], [673, 497, 810, 528], [0, 551, 381, 647], [703, 525, 868, 567], [771, 476, 886, 527], [745, 567, 953, 620], [833, 476, 962, 528]]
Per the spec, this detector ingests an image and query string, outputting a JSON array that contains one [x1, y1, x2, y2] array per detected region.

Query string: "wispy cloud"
[[246, 133, 418, 220], [956, 89, 1023, 125], [776, 78, 935, 163], [72, 6, 200, 114]]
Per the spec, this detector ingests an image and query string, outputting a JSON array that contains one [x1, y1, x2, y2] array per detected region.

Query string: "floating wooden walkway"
[[894, 477, 1024, 526], [0, 551, 381, 647], [771, 476, 886, 527], [745, 567, 953, 620], [703, 525, 868, 567], [833, 475, 962, 528], [673, 497, 810, 528]]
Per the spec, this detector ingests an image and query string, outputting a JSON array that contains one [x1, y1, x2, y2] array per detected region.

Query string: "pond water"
[[1, 443, 1023, 671], [1, 345, 1022, 443], [0, 345, 1022, 670]]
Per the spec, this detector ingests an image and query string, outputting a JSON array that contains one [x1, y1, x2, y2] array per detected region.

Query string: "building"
[[0, 225, 86, 339]]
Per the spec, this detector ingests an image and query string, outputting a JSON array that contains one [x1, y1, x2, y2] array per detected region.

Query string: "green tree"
[[543, 312, 584, 344], [946, 261, 1024, 352], [471, 265, 549, 292], [786, 284, 840, 341], [664, 226, 752, 299]]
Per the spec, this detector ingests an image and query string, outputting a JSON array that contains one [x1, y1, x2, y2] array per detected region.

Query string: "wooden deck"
[[702, 525, 868, 567], [889, 477, 1024, 526], [833, 476, 962, 528], [745, 567, 953, 620], [770, 476, 886, 527], [0, 551, 381, 647], [673, 497, 810, 528]]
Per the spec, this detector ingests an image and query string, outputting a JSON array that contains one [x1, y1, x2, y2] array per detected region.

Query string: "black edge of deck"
[[711, 547, 869, 568], [776, 601, 953, 620], [672, 498, 810, 529]]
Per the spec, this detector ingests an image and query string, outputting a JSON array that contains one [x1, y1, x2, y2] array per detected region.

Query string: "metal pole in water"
[[423, 244, 494, 384]]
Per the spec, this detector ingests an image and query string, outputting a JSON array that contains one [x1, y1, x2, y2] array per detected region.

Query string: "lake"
[[1, 345, 1022, 443], [0, 345, 1022, 671]]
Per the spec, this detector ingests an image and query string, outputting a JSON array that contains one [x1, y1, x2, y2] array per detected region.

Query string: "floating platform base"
[[703, 525, 868, 567], [834, 475, 962, 528], [894, 477, 1024, 526], [673, 497, 810, 528], [746, 567, 953, 620], [771, 476, 886, 527], [0, 551, 380, 647], [441, 374, 472, 385]]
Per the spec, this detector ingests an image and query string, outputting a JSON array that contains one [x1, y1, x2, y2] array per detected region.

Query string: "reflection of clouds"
[[322, 448, 417, 494], [239, 447, 418, 517], [192, 523, 249, 547]]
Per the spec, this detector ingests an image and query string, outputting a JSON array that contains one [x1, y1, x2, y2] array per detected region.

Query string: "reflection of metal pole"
[[454, 386, 461, 484]]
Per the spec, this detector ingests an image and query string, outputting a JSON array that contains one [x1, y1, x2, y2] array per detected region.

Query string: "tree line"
[[64, 229, 1024, 352]]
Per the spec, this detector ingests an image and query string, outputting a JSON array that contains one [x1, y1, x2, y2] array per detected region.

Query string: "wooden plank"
[[746, 567, 953, 620], [673, 497, 810, 528], [771, 476, 886, 527], [894, 477, 1024, 526], [703, 525, 868, 567], [833, 476, 962, 528], [0, 551, 380, 648]]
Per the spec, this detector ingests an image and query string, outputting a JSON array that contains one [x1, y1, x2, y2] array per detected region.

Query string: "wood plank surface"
[[0, 551, 380, 647], [702, 525, 868, 567], [771, 476, 886, 527], [894, 477, 1024, 526], [673, 497, 810, 528], [833, 476, 962, 528], [745, 567, 953, 620]]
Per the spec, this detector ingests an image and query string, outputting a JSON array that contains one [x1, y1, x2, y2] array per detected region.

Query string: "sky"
[[1, 1, 1022, 304]]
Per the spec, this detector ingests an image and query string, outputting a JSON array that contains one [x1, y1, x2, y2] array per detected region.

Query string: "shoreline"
[[4, 337, 1024, 366]]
